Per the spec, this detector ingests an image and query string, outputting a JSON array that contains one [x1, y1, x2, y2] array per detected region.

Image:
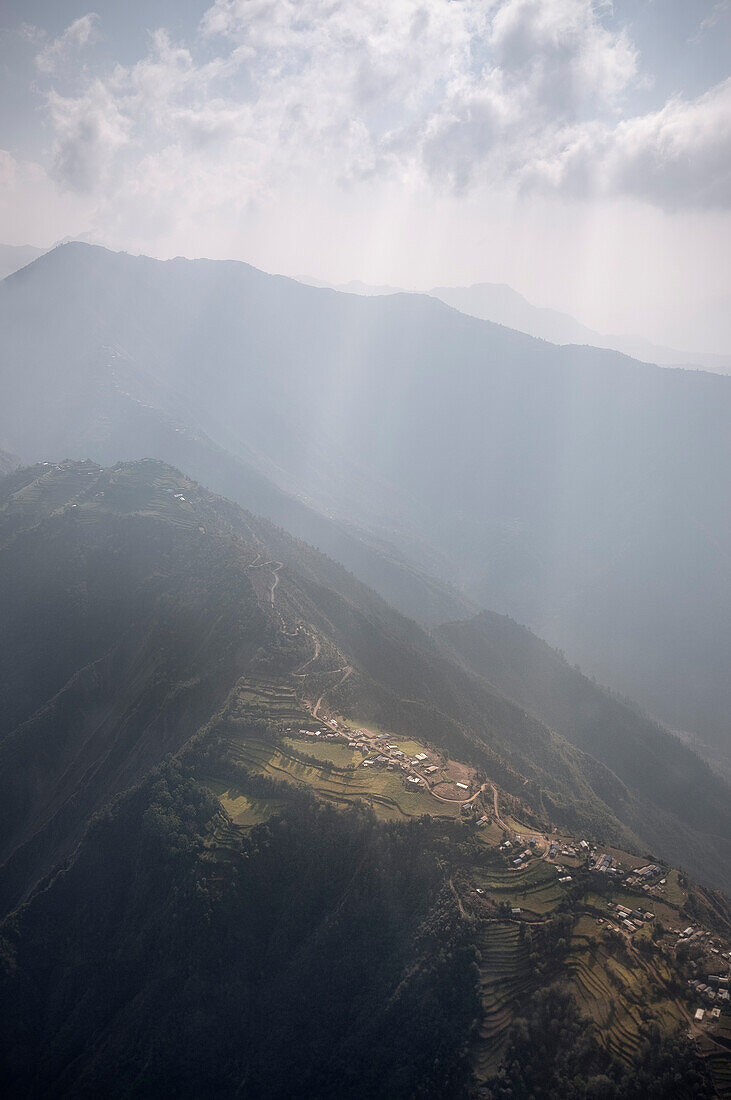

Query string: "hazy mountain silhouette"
[[429, 282, 731, 374]]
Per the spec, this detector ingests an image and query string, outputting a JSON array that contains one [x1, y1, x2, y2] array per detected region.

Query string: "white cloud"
[[534, 77, 731, 209], [47, 82, 130, 192], [26, 0, 731, 224], [35, 13, 100, 75]]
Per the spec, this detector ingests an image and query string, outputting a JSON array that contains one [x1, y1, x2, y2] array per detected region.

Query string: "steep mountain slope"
[[0, 460, 729, 905], [1, 242, 730, 767], [429, 282, 731, 373], [437, 610, 731, 819], [1, 460, 729, 1097], [0, 769, 477, 1100], [0, 243, 45, 282]]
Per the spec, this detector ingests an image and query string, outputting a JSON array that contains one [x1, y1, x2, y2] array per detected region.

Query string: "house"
[[695, 1009, 705, 1022], [425, 765, 439, 774], [407, 775, 422, 785], [512, 858, 523, 867], [511, 908, 522, 916], [456, 782, 469, 791]]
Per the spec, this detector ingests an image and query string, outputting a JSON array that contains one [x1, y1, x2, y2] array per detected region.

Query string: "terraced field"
[[225, 734, 462, 822], [703, 1019, 731, 1098], [473, 921, 534, 1080], [475, 858, 567, 915], [565, 917, 685, 1065], [229, 678, 311, 727]]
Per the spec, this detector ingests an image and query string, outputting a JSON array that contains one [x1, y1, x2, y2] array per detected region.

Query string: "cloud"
[[47, 82, 130, 192], [536, 77, 731, 209], [27, 0, 731, 222], [35, 13, 100, 75]]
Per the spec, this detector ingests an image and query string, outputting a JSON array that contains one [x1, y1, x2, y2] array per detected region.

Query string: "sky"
[[0, 0, 730, 351]]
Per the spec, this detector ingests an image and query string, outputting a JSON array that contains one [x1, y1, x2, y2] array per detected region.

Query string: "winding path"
[[313, 666, 353, 719]]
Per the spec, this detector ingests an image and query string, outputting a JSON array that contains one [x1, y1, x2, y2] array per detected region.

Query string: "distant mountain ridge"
[[301, 272, 731, 372], [429, 282, 731, 374]]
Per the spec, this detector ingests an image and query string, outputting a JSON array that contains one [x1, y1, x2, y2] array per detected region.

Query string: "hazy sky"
[[1, 0, 730, 350]]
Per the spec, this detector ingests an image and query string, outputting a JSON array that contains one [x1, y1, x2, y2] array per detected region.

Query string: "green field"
[[474, 857, 567, 915], [223, 733, 461, 822], [282, 736, 361, 767], [203, 777, 284, 828]]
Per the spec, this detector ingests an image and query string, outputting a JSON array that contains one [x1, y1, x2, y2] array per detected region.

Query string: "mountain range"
[[1, 243, 729, 776]]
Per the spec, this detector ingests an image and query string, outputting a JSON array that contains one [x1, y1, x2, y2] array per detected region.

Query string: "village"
[[290, 718, 478, 801]]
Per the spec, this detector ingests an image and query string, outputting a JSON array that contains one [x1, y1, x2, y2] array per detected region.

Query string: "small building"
[[695, 1009, 705, 1022], [456, 782, 469, 791], [511, 908, 522, 916]]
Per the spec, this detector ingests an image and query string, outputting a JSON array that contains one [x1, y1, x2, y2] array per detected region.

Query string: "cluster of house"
[[674, 925, 719, 951], [623, 863, 664, 891], [293, 723, 448, 789], [592, 852, 614, 874], [499, 836, 540, 868], [614, 903, 654, 933], [694, 1007, 723, 1022], [688, 973, 730, 1005]]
